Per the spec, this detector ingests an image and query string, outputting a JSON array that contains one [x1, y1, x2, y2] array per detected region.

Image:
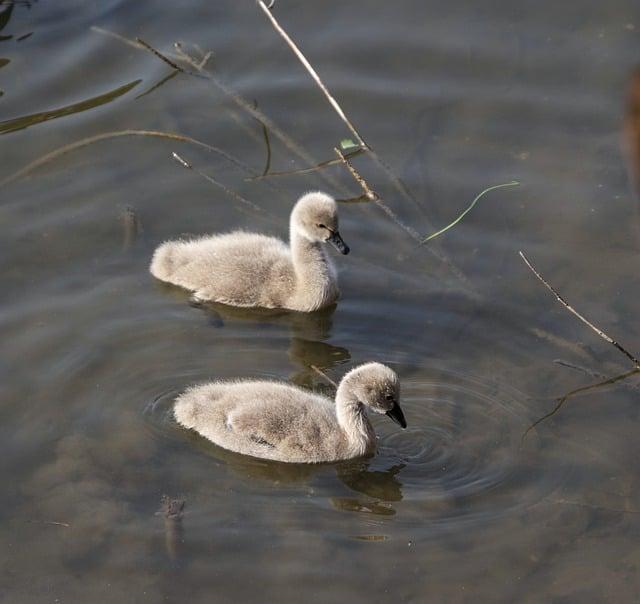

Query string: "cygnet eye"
[[385, 394, 394, 401], [317, 223, 327, 229]]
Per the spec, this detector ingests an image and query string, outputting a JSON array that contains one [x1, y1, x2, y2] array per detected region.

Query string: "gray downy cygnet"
[[150, 191, 349, 312], [174, 362, 407, 463]]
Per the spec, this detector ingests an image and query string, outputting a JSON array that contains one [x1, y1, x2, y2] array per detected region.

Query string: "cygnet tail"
[[173, 394, 199, 429], [150, 241, 178, 281]]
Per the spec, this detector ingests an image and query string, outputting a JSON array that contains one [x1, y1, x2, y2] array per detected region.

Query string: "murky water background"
[[2, 0, 640, 601]]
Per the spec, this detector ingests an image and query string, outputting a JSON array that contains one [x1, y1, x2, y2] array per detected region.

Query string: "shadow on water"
[[183, 425, 406, 515]]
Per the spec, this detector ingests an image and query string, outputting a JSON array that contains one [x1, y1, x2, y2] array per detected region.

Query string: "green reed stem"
[[421, 181, 520, 243]]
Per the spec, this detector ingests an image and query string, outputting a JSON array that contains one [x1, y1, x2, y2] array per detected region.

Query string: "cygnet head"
[[291, 191, 350, 254], [341, 362, 406, 428]]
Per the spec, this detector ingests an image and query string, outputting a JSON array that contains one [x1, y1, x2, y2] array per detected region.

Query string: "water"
[[2, 0, 640, 601]]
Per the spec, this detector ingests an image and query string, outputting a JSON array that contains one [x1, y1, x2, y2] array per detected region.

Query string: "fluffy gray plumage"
[[150, 191, 349, 312], [174, 362, 406, 463]]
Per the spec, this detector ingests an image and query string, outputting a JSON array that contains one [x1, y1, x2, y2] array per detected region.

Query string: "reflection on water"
[[168, 289, 351, 384], [2, 0, 640, 601]]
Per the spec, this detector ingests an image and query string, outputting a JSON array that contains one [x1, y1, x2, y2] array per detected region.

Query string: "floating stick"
[[519, 251, 640, 367]]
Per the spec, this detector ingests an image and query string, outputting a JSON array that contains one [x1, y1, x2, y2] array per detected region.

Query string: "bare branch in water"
[[25, 519, 70, 528], [334, 146, 425, 243], [174, 42, 213, 70], [172, 152, 263, 212], [91, 26, 145, 50], [310, 364, 338, 388], [553, 359, 640, 392], [91, 25, 476, 294], [247, 148, 365, 181], [253, 1, 430, 220], [0, 130, 258, 186], [250, 5, 478, 290], [334, 147, 377, 201], [92, 26, 345, 193], [136, 37, 207, 79], [521, 368, 640, 443], [256, 0, 366, 148], [336, 194, 372, 204], [519, 251, 640, 367]]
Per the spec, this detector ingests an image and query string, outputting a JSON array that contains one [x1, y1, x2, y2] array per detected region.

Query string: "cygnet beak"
[[327, 230, 350, 255], [386, 403, 407, 429]]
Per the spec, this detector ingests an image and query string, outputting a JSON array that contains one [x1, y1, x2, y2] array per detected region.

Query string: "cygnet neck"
[[289, 222, 331, 281], [335, 375, 375, 456]]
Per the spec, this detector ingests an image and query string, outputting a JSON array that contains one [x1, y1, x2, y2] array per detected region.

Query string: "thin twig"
[[336, 194, 372, 204], [334, 147, 377, 200], [257, 0, 366, 148], [172, 153, 263, 212], [0, 130, 257, 186], [25, 519, 71, 528], [252, 7, 475, 285], [553, 359, 640, 392], [519, 251, 640, 367], [253, 2, 429, 221], [521, 368, 640, 443], [92, 25, 476, 294], [247, 148, 364, 181], [91, 26, 145, 50], [92, 27, 344, 191], [136, 37, 207, 79], [310, 364, 338, 388], [174, 42, 213, 70], [333, 146, 424, 243], [553, 359, 607, 380]]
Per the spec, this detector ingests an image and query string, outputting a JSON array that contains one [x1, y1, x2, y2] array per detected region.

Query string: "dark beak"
[[386, 403, 407, 429], [327, 230, 350, 255]]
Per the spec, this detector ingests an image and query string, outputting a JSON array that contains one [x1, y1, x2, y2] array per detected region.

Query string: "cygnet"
[[174, 362, 406, 463], [150, 191, 349, 312]]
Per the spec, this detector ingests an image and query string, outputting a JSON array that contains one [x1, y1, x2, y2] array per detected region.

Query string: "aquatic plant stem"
[[521, 368, 640, 442], [93, 26, 345, 192], [333, 147, 377, 201], [248, 148, 365, 181], [254, 1, 429, 221], [136, 38, 199, 76], [333, 146, 424, 243], [0, 130, 256, 186], [519, 251, 640, 368], [256, 0, 366, 148], [422, 181, 519, 243], [171, 152, 262, 212]]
